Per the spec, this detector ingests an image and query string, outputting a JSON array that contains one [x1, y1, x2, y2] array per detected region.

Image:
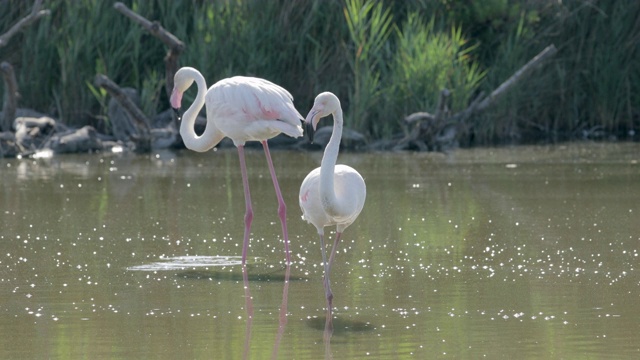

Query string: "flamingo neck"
[[179, 69, 223, 152], [319, 107, 344, 217]]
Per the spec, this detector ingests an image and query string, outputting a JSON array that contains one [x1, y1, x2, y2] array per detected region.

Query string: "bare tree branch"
[[113, 2, 185, 99], [1, 62, 20, 131], [113, 2, 184, 51], [397, 44, 558, 152], [0, 0, 50, 48], [94, 74, 151, 152], [477, 44, 558, 111]]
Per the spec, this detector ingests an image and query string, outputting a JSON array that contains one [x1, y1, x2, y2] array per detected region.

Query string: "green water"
[[1, 143, 639, 359]]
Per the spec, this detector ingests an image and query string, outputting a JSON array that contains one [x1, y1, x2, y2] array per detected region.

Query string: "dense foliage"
[[1, 0, 638, 144]]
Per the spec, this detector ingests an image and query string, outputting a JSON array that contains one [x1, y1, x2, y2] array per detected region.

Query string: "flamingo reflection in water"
[[241, 263, 291, 360]]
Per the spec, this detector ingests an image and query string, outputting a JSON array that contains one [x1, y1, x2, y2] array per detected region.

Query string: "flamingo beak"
[[305, 110, 320, 143], [306, 121, 315, 143], [170, 88, 183, 120], [173, 107, 182, 121]]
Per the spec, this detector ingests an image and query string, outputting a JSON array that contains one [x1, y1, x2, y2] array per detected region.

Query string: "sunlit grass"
[[386, 14, 486, 122]]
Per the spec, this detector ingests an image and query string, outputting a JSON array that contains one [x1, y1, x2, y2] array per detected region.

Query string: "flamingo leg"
[[262, 141, 291, 265], [326, 231, 342, 277], [319, 232, 334, 311], [237, 145, 254, 265], [323, 231, 343, 314], [319, 234, 333, 338]]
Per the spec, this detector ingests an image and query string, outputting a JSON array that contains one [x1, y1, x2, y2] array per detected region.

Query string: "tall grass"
[[131, 0, 351, 115], [7, 1, 154, 128], [0, 0, 638, 144], [552, 1, 639, 137], [386, 14, 485, 122], [343, 0, 393, 137], [472, 0, 640, 143], [341, 2, 486, 138]]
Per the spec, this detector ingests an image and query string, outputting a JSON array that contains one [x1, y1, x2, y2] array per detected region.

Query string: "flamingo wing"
[[208, 76, 303, 126]]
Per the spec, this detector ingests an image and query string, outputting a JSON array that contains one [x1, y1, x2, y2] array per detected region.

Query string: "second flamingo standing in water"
[[299, 92, 367, 315]]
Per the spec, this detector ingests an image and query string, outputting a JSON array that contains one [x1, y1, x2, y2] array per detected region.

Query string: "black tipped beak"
[[173, 107, 182, 121], [306, 121, 315, 144], [305, 110, 319, 144]]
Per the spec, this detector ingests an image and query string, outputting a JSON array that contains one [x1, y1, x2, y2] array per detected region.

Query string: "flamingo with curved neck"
[[169, 68, 225, 151], [171, 67, 304, 265], [299, 92, 367, 317]]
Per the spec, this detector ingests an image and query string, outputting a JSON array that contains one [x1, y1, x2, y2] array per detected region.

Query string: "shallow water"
[[1, 142, 639, 359]]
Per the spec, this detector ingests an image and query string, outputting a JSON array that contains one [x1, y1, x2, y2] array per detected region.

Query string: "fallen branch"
[[48, 126, 103, 154], [450, 91, 485, 124], [1, 62, 20, 131], [394, 88, 452, 151], [113, 2, 185, 99], [94, 74, 151, 152], [477, 44, 557, 111], [399, 44, 558, 152], [0, 0, 50, 48], [113, 2, 184, 51]]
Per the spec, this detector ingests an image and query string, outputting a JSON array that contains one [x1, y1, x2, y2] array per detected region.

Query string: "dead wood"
[[13, 116, 56, 152], [395, 88, 453, 151], [113, 2, 185, 99], [94, 74, 151, 152], [476, 44, 557, 111], [0, 0, 50, 48], [48, 126, 102, 154], [113, 2, 186, 142], [1, 62, 19, 131], [0, 131, 18, 157], [400, 44, 558, 151]]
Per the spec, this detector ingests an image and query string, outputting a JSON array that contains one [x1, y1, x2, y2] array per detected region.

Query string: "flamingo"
[[299, 92, 366, 315], [170, 67, 303, 265]]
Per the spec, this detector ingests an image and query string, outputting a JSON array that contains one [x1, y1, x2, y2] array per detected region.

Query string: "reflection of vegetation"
[[343, 156, 485, 325]]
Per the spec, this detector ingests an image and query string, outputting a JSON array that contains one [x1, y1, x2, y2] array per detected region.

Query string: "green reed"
[[471, 0, 639, 143], [0, 0, 637, 144], [343, 0, 393, 137], [385, 14, 485, 123]]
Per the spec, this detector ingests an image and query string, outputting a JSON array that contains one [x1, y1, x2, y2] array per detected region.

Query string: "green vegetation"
[[0, 0, 638, 144]]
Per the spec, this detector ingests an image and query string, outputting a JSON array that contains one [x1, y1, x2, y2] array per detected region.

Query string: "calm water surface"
[[1, 143, 639, 359]]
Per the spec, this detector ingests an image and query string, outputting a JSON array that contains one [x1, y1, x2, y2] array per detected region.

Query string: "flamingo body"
[[205, 76, 303, 145], [299, 164, 365, 234], [171, 67, 303, 265]]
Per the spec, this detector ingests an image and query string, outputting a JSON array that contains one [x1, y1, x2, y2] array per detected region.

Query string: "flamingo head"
[[305, 92, 340, 143], [170, 67, 197, 116]]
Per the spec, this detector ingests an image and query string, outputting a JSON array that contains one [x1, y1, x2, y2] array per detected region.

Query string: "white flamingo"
[[299, 92, 366, 313], [170, 67, 303, 265]]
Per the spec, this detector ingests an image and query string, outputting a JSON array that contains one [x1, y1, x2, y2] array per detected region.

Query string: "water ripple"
[[126, 255, 244, 271]]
